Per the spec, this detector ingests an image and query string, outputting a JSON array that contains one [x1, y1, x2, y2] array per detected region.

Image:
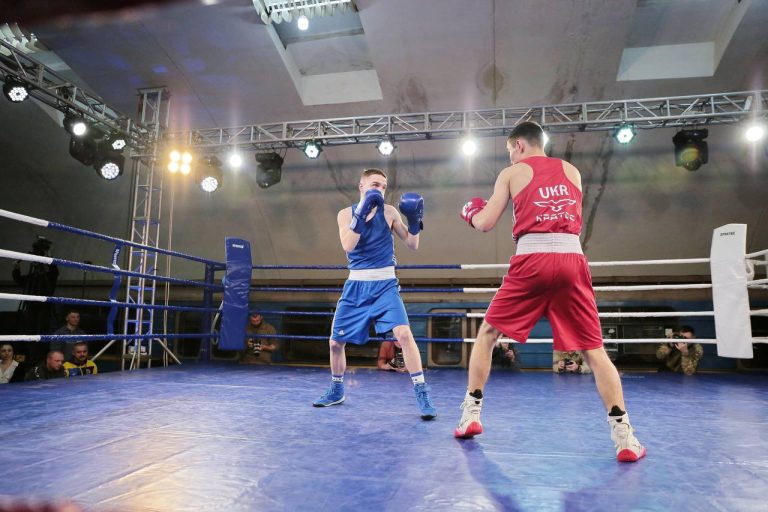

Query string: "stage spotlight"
[[2, 79, 29, 102], [461, 136, 477, 156], [672, 129, 708, 171], [255, 152, 284, 189], [198, 156, 223, 193], [63, 113, 88, 137], [745, 124, 765, 143], [613, 123, 635, 144], [167, 150, 193, 174], [94, 153, 125, 181], [297, 14, 309, 30], [69, 135, 98, 166], [376, 138, 395, 156], [303, 140, 322, 159], [106, 131, 127, 151], [228, 151, 243, 169]]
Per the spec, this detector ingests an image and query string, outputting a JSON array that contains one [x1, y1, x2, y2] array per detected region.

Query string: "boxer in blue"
[[313, 168, 436, 420]]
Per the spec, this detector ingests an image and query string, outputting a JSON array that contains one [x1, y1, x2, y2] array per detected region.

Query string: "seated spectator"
[[656, 325, 703, 375], [63, 342, 98, 377], [492, 341, 520, 370], [377, 341, 406, 371], [52, 309, 87, 357], [241, 313, 279, 364], [1, 343, 26, 384], [25, 350, 66, 380], [553, 350, 592, 374]]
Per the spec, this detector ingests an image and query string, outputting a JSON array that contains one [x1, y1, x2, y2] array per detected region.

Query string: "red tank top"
[[512, 156, 583, 239]]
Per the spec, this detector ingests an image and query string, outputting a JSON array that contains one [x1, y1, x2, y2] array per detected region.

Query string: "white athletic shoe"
[[608, 413, 647, 462], [454, 395, 483, 439]]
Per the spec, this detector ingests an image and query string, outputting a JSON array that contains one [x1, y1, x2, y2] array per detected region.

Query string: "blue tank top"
[[347, 204, 396, 269]]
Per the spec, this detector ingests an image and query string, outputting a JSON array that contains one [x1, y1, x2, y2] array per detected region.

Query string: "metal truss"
[[167, 90, 768, 152], [253, 0, 355, 24], [0, 40, 152, 149]]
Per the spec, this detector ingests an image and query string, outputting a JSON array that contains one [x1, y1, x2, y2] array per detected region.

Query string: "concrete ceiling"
[[1, 0, 767, 283]]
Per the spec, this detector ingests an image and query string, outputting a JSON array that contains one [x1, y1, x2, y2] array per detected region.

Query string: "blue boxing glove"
[[399, 192, 424, 235], [350, 189, 384, 234]]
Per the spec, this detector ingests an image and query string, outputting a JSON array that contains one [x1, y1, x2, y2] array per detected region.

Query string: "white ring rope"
[[0, 208, 49, 227], [746, 248, 768, 259], [460, 283, 712, 293], [460, 258, 710, 270]]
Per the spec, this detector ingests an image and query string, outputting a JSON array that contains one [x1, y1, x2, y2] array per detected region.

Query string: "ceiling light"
[[461, 136, 477, 156], [69, 136, 98, 166], [198, 156, 223, 192], [672, 129, 708, 171], [2, 80, 29, 102], [106, 131, 127, 151], [297, 14, 309, 30], [63, 113, 88, 137], [304, 140, 322, 159], [228, 151, 243, 168], [745, 124, 765, 143], [95, 154, 125, 181], [613, 123, 635, 144], [376, 138, 395, 156], [168, 150, 193, 174], [255, 152, 284, 189]]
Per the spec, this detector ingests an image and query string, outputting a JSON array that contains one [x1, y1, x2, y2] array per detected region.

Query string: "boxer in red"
[[455, 121, 646, 462]]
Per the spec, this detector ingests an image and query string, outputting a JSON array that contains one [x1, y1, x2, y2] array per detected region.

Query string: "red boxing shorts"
[[484, 252, 603, 351]]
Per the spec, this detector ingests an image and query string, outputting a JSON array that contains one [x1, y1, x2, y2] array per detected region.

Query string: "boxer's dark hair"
[[362, 168, 387, 179], [507, 121, 544, 147]]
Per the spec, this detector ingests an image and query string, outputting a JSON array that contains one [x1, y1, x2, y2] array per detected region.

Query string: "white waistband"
[[348, 266, 396, 281], [515, 233, 583, 254]]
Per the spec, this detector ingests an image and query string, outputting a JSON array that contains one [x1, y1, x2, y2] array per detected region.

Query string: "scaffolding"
[[165, 90, 768, 151]]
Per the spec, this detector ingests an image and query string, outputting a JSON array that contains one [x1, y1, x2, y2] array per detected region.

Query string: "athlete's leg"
[[328, 338, 347, 375], [392, 324, 436, 420], [582, 347, 646, 462], [455, 321, 502, 438], [392, 324, 421, 373], [581, 347, 624, 410], [468, 321, 503, 392]]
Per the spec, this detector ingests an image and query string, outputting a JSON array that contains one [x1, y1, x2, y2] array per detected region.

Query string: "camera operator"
[[553, 350, 591, 374], [656, 325, 703, 375], [240, 312, 279, 364], [12, 236, 59, 362]]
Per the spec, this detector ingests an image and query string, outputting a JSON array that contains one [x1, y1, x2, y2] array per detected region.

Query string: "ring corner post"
[[219, 238, 252, 353], [710, 224, 754, 359]]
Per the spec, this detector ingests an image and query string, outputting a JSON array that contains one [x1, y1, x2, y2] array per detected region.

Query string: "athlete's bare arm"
[[337, 208, 361, 253], [472, 163, 532, 232], [386, 204, 419, 250]]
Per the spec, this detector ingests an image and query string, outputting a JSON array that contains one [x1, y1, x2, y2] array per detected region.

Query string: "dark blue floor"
[[1, 365, 767, 511]]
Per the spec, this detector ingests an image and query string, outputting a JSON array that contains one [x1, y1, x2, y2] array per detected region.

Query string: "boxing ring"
[[1, 208, 768, 511]]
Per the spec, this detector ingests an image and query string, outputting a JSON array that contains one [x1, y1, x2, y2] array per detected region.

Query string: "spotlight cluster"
[[64, 114, 127, 180]]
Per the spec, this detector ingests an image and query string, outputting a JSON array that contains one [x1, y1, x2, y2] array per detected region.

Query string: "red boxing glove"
[[460, 197, 487, 227]]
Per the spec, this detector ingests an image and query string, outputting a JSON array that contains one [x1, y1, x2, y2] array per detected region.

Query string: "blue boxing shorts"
[[331, 278, 409, 344]]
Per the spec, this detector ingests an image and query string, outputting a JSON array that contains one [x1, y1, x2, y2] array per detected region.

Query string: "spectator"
[[377, 341, 406, 371], [52, 309, 87, 357], [0, 343, 26, 384], [656, 325, 703, 375], [241, 313, 279, 364], [12, 236, 59, 361], [553, 350, 592, 374], [63, 341, 98, 377], [25, 350, 66, 381], [492, 341, 520, 370]]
